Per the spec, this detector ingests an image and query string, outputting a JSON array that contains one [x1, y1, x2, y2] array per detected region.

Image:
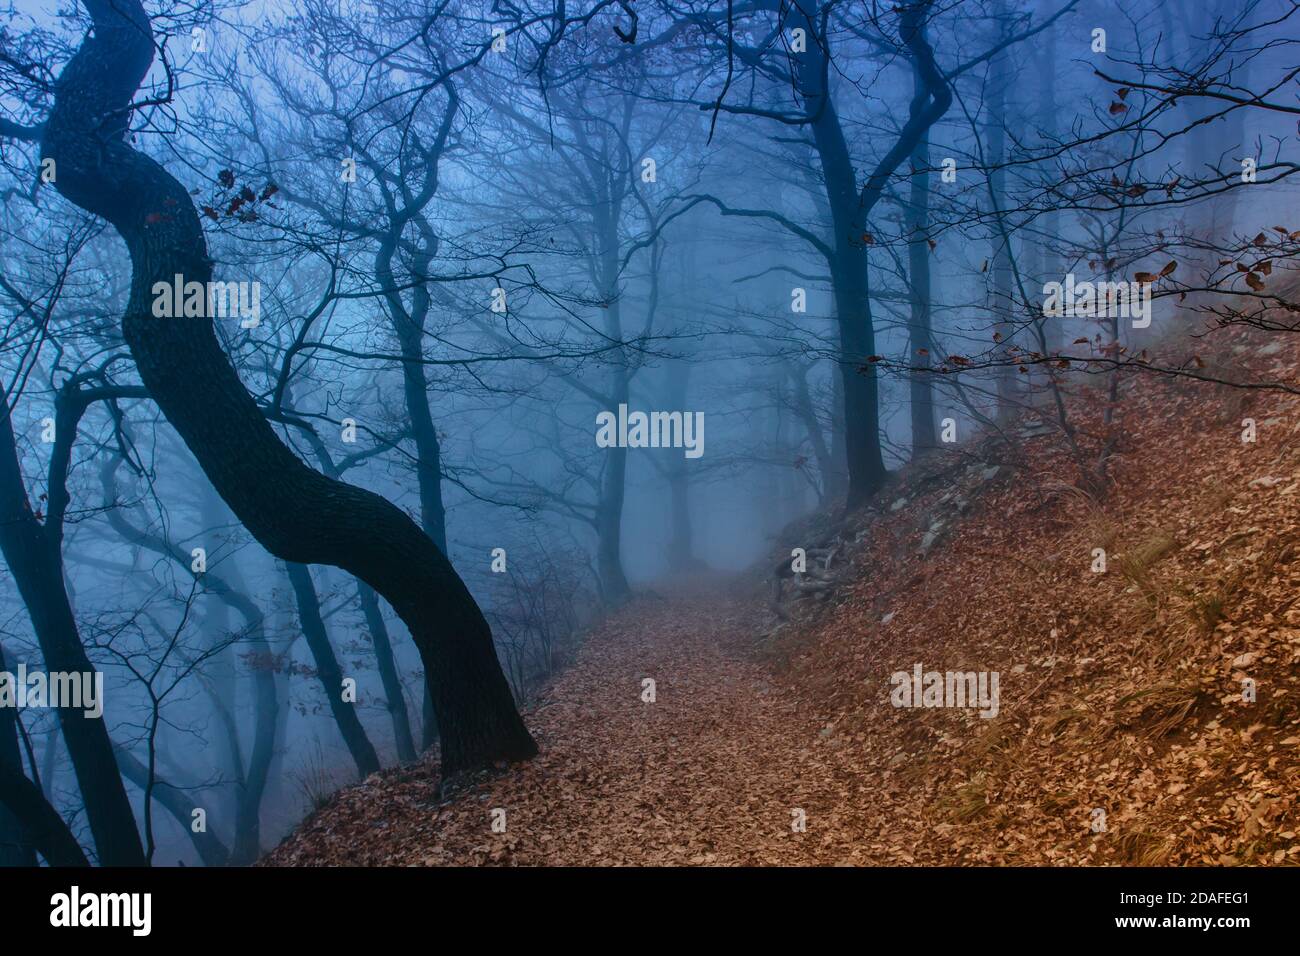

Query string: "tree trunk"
[[830, 253, 888, 507], [285, 564, 382, 778], [0, 643, 39, 866], [785, 362, 833, 504], [198, 489, 240, 843], [596, 443, 632, 603], [0, 645, 89, 869], [215, 557, 278, 865], [1036, 27, 1066, 360], [0, 397, 146, 866], [113, 747, 230, 867], [288, 426, 421, 762], [827, 369, 849, 502], [795, 20, 888, 508], [42, 0, 534, 775], [664, 362, 699, 566], [907, 111, 937, 454], [101, 456, 277, 863], [594, 207, 633, 604], [986, 12, 1018, 421], [357, 582, 417, 763], [0, 761, 90, 866], [377, 230, 450, 555]]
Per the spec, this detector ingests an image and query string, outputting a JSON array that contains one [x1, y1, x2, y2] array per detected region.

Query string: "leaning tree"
[[18, 0, 535, 774]]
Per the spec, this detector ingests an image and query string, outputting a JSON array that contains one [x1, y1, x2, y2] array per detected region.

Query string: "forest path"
[[490, 587, 829, 865], [268, 581, 889, 865], [268, 358, 1300, 868]]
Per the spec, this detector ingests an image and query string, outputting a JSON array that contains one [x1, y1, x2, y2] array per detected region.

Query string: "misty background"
[[1, 0, 1296, 865]]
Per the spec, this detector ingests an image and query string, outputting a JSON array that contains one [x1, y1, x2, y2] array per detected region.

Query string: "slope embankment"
[[267, 327, 1300, 866]]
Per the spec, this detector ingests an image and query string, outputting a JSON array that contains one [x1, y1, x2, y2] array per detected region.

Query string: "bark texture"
[[0, 397, 146, 866], [42, 0, 534, 774]]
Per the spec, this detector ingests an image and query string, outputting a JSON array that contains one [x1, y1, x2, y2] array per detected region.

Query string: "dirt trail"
[[267, 585, 885, 866], [269, 344, 1300, 868]]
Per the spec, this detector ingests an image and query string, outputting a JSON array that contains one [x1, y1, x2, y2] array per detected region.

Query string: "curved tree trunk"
[[42, 0, 534, 775]]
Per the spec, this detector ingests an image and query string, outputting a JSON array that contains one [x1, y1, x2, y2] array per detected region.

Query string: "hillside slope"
[[266, 332, 1300, 867]]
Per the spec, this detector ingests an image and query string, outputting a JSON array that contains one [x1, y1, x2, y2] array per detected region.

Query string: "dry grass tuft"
[[1114, 681, 1206, 740], [1115, 530, 1179, 601], [1116, 830, 1175, 865]]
